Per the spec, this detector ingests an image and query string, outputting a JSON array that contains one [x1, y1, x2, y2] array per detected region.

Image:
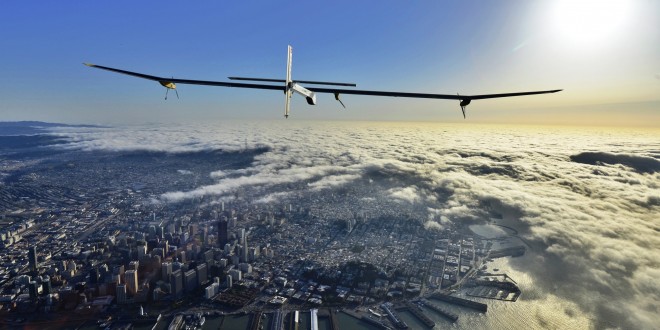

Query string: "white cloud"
[[50, 121, 660, 328]]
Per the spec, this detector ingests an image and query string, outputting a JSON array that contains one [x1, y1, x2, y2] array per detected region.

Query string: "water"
[[298, 311, 310, 330], [469, 224, 511, 239], [318, 316, 331, 330], [397, 309, 433, 329], [218, 313, 251, 329], [336, 311, 382, 330]]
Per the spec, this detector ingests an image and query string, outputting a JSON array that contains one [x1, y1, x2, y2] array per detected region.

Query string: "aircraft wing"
[[85, 63, 560, 100], [84, 62, 561, 119], [84, 63, 285, 91], [305, 87, 562, 100]]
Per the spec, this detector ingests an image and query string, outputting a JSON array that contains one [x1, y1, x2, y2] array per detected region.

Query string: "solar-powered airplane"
[[84, 45, 561, 118]]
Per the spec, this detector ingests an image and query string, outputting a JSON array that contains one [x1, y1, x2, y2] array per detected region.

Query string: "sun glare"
[[550, 0, 633, 48]]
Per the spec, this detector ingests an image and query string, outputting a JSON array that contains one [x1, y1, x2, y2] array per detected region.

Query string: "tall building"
[[124, 270, 138, 295], [162, 262, 172, 281], [170, 269, 183, 298], [116, 284, 127, 304], [241, 237, 249, 263], [248, 247, 258, 262], [228, 269, 242, 282], [28, 246, 38, 272], [42, 275, 52, 295], [189, 224, 197, 239], [29, 281, 39, 300], [184, 269, 197, 293], [205, 282, 219, 299], [137, 245, 147, 259], [217, 218, 228, 247], [196, 264, 208, 287]]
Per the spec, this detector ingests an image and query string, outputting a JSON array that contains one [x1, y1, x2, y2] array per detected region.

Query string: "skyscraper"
[[196, 264, 208, 286], [162, 262, 172, 281], [170, 269, 183, 298], [241, 237, 249, 263], [29, 281, 39, 300], [184, 269, 197, 293], [124, 270, 138, 295], [116, 284, 127, 304], [28, 246, 38, 272], [217, 218, 228, 247], [42, 275, 52, 295]]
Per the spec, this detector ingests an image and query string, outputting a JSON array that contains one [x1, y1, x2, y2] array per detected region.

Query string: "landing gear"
[[165, 87, 179, 100]]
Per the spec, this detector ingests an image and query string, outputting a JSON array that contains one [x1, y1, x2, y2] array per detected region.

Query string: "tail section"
[[284, 45, 293, 118]]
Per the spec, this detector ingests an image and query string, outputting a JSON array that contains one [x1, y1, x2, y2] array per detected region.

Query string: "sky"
[[1, 1, 658, 126]]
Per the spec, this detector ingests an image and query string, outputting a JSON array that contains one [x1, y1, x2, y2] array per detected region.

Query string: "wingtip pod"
[[83, 63, 94, 67]]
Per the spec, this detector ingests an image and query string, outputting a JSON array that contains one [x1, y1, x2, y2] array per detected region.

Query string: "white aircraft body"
[[84, 45, 561, 118]]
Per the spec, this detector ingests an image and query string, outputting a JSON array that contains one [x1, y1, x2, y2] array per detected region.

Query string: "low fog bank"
[[55, 122, 660, 328]]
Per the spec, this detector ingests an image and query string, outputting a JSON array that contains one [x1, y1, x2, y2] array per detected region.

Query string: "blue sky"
[[1, 1, 658, 126]]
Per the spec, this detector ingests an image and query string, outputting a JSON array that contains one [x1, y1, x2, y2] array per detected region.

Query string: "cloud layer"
[[52, 121, 660, 328]]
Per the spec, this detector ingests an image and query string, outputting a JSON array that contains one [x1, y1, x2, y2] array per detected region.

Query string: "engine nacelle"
[[159, 81, 176, 89], [459, 98, 471, 119]]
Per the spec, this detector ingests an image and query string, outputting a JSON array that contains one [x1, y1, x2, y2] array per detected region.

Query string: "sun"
[[549, 0, 633, 48]]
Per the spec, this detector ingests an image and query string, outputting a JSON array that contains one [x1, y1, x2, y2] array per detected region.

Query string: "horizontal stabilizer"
[[228, 77, 356, 87]]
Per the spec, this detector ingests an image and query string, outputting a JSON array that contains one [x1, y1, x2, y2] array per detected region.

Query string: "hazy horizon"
[[1, 1, 658, 127]]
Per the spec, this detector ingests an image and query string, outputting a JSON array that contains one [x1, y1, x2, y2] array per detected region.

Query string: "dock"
[[271, 310, 283, 330], [360, 315, 392, 330], [288, 310, 299, 330], [249, 311, 263, 330], [342, 310, 390, 330], [329, 309, 340, 330], [419, 299, 458, 323], [430, 293, 488, 312], [310, 309, 318, 330], [381, 303, 408, 329], [401, 302, 435, 328]]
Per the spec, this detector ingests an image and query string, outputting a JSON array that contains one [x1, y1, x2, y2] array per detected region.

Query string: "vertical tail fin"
[[284, 45, 293, 118]]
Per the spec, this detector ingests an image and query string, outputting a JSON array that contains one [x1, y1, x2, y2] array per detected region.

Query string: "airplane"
[[84, 45, 561, 118]]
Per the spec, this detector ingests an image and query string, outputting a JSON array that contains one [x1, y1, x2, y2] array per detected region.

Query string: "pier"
[[419, 299, 459, 323], [400, 302, 435, 328], [329, 309, 340, 330], [271, 310, 283, 330], [288, 310, 299, 330], [381, 303, 408, 329], [342, 310, 390, 330], [430, 293, 488, 312], [310, 309, 318, 330], [249, 311, 263, 330], [359, 315, 392, 330]]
